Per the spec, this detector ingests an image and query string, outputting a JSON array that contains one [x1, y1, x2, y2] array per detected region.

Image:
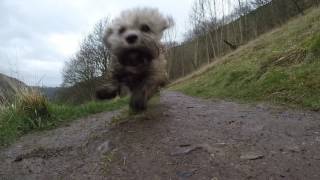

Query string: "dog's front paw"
[[96, 85, 119, 100], [129, 92, 147, 112]]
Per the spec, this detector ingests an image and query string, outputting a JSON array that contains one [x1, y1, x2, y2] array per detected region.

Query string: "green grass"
[[49, 98, 128, 122], [172, 7, 320, 110], [0, 96, 128, 147]]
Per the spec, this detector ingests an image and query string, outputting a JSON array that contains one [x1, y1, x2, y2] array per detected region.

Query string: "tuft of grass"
[[172, 7, 320, 110], [49, 97, 128, 123], [17, 89, 51, 129], [102, 148, 120, 175], [0, 90, 128, 147]]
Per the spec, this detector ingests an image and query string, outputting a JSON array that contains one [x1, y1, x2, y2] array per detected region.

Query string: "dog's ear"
[[161, 16, 174, 32], [103, 27, 113, 47]]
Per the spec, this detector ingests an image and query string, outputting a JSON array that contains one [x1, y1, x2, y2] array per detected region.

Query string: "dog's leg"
[[96, 62, 126, 100], [96, 79, 120, 100], [130, 86, 148, 112], [129, 73, 167, 112]]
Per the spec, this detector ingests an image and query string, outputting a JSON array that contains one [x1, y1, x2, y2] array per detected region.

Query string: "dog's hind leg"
[[96, 79, 121, 100]]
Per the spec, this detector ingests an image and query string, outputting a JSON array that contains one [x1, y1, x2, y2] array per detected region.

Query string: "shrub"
[[16, 89, 51, 130]]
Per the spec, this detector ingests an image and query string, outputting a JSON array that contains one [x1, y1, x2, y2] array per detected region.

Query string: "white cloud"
[[0, 0, 194, 87], [48, 33, 81, 57]]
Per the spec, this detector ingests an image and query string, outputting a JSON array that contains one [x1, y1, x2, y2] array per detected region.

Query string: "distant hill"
[[36, 87, 62, 100], [0, 73, 27, 103]]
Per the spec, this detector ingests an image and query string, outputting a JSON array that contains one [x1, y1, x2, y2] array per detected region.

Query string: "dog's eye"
[[119, 27, 126, 34], [140, 24, 151, 33]]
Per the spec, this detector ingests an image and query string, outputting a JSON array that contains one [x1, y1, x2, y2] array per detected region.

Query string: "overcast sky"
[[0, 0, 194, 87]]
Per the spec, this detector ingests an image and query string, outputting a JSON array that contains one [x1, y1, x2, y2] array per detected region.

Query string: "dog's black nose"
[[126, 35, 138, 44]]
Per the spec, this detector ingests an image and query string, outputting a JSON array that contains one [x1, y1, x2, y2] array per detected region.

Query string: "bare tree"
[[290, 0, 305, 15], [251, 0, 272, 8], [163, 26, 178, 78], [62, 18, 111, 87]]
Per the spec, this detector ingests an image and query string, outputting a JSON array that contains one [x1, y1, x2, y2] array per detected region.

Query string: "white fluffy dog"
[[96, 8, 174, 112]]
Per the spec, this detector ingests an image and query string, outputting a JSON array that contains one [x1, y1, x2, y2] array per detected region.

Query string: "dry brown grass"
[[17, 89, 50, 120]]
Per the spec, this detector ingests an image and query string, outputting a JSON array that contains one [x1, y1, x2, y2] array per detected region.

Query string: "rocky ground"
[[1, 91, 320, 180]]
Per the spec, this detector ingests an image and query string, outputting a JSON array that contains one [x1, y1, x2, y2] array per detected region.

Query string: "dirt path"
[[1, 91, 320, 180]]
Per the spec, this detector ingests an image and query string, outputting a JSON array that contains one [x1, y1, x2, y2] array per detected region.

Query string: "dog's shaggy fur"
[[96, 7, 173, 112]]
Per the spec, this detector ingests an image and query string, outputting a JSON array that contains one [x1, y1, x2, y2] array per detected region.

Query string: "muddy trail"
[[1, 91, 320, 180]]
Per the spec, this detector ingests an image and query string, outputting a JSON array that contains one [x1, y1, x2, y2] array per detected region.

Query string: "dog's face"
[[104, 8, 173, 66]]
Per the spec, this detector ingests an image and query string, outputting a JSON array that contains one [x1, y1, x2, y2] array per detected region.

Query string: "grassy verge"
[[0, 91, 128, 146], [172, 7, 320, 110]]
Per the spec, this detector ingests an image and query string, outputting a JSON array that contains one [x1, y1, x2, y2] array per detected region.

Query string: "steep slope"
[[0, 73, 27, 103], [172, 7, 320, 110]]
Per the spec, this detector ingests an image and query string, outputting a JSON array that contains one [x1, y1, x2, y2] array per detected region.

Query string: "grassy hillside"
[[0, 73, 27, 103], [172, 7, 320, 110]]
